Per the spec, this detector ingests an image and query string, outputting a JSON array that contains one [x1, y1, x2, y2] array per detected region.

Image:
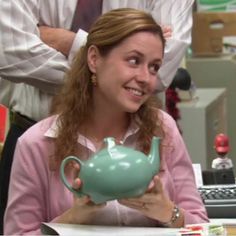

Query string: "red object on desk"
[[0, 104, 8, 143]]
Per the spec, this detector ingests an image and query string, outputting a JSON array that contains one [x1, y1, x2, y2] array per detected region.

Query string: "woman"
[[4, 8, 208, 235]]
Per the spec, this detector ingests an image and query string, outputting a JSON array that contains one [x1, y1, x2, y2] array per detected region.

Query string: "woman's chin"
[[124, 104, 142, 113]]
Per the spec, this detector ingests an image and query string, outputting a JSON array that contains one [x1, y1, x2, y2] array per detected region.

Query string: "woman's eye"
[[128, 57, 139, 65], [149, 64, 160, 74]]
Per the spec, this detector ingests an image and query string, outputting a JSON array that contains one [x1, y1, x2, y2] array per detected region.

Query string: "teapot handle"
[[60, 156, 85, 197]]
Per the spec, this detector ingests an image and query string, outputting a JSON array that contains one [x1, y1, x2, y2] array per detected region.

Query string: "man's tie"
[[71, 0, 103, 32]]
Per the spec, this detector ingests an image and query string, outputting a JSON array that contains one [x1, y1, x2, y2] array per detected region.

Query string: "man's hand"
[[39, 25, 76, 57], [162, 25, 172, 39]]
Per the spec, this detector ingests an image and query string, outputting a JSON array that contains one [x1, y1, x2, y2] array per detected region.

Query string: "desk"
[[226, 226, 236, 236], [210, 219, 236, 236]]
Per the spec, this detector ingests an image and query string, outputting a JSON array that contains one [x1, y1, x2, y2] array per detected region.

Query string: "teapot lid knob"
[[104, 137, 116, 149]]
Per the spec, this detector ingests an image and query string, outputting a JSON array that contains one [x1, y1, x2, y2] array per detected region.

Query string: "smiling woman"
[[87, 31, 163, 114], [52, 7, 166, 157], [4, 8, 208, 235]]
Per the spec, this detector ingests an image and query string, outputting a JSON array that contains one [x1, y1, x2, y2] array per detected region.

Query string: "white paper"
[[192, 163, 203, 187], [41, 219, 236, 236], [41, 223, 180, 236], [210, 218, 236, 226]]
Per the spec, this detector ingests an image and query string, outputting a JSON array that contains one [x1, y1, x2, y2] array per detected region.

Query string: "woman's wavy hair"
[[50, 8, 166, 170]]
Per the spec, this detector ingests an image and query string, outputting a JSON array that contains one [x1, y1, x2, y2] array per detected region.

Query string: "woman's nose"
[[136, 66, 150, 83]]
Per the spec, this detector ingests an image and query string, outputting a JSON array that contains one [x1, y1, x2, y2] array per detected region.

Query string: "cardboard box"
[[197, 0, 236, 12], [192, 12, 236, 55]]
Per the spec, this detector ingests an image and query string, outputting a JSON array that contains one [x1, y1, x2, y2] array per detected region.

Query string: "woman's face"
[[88, 31, 163, 113]]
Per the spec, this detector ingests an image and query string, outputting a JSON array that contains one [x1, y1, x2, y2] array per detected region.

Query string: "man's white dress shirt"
[[0, 0, 194, 121]]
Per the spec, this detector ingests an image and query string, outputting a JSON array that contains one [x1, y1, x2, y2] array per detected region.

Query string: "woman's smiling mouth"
[[125, 87, 145, 96]]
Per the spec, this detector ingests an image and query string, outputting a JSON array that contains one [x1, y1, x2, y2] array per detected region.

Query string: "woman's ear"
[[87, 45, 100, 73]]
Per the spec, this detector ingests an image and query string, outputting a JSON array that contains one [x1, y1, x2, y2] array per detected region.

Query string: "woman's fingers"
[[147, 175, 162, 193], [72, 177, 82, 189], [151, 175, 163, 194]]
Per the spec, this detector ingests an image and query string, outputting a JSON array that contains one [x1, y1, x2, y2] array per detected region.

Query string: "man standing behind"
[[0, 0, 194, 233]]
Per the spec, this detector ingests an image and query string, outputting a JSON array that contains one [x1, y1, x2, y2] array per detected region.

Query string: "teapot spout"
[[148, 136, 161, 174]]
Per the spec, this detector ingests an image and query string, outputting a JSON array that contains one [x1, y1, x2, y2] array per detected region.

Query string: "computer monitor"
[[202, 169, 235, 185]]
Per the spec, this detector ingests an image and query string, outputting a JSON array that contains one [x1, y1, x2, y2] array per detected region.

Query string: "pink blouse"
[[4, 110, 208, 235]]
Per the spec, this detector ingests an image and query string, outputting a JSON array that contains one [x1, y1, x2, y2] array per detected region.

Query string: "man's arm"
[[39, 25, 88, 65], [147, 0, 194, 89], [0, 1, 86, 94], [39, 26, 75, 57]]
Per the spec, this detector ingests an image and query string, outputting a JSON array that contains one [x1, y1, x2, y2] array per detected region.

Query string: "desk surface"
[[211, 219, 236, 236], [226, 226, 236, 236]]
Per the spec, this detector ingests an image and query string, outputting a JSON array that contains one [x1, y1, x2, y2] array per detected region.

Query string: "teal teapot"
[[60, 136, 160, 204]]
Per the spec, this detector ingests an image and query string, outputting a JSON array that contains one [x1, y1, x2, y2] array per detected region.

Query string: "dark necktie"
[[71, 0, 103, 32]]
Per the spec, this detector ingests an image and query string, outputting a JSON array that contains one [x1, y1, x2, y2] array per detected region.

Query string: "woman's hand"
[[118, 175, 175, 224], [56, 164, 106, 225]]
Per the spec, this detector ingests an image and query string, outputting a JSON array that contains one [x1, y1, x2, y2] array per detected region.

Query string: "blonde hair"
[[51, 8, 165, 170]]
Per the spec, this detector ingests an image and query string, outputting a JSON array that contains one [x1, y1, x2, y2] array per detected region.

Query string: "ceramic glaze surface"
[[60, 136, 160, 204]]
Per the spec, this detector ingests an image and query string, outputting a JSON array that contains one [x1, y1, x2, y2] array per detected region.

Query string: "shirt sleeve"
[[0, 1, 87, 94], [147, 0, 194, 88], [162, 112, 209, 224], [4, 137, 48, 235]]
